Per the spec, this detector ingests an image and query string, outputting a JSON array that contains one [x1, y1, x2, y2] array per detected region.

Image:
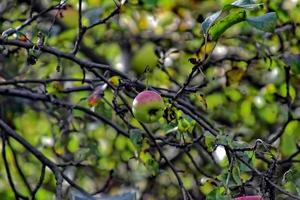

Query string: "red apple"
[[235, 195, 263, 200], [132, 90, 164, 123]]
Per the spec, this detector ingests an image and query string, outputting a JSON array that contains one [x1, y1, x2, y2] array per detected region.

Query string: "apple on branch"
[[132, 90, 164, 123]]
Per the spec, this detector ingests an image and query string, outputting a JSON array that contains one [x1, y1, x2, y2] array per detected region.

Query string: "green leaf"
[[283, 53, 300, 74], [67, 135, 80, 153], [177, 115, 196, 133], [202, 0, 262, 36], [216, 134, 233, 148], [232, 164, 242, 185], [146, 157, 159, 175], [279, 84, 296, 102], [142, 0, 158, 8], [283, 181, 300, 197], [282, 167, 298, 184], [95, 101, 113, 120], [129, 129, 143, 147], [209, 10, 247, 41], [237, 151, 255, 172], [258, 103, 278, 124], [240, 99, 255, 126], [74, 148, 90, 161], [246, 12, 277, 32], [280, 121, 300, 156], [205, 132, 216, 152], [206, 187, 231, 200], [140, 151, 159, 175], [202, 10, 222, 35]]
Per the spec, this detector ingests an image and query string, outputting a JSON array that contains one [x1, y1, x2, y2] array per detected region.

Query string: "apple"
[[131, 43, 157, 74], [235, 195, 263, 200], [132, 90, 164, 123]]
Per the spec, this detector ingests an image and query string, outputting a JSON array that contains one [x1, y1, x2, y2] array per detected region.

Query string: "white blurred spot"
[[164, 57, 173, 67], [76, 2, 87, 10], [270, 68, 279, 78], [213, 145, 227, 162], [254, 96, 265, 108], [87, 123, 98, 131], [200, 176, 210, 184], [270, 45, 278, 53], [148, 15, 158, 29], [115, 55, 126, 72], [213, 45, 228, 58], [41, 136, 54, 146], [283, 0, 298, 9], [116, 62, 124, 70]]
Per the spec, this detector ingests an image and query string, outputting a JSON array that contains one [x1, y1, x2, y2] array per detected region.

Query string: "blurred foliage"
[[1, 0, 300, 199]]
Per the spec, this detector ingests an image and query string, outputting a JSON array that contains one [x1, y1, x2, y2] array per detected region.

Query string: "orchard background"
[[0, 0, 300, 199]]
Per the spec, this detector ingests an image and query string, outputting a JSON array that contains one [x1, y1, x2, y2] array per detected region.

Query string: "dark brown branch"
[[0, 39, 127, 79], [72, 0, 85, 55], [0, 118, 92, 199], [1, 135, 29, 200], [7, 139, 32, 195], [32, 164, 46, 200], [0, 88, 129, 137]]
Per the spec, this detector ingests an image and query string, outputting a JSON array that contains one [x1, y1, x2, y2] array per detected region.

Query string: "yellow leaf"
[[197, 93, 208, 110], [226, 67, 245, 86], [108, 76, 120, 87]]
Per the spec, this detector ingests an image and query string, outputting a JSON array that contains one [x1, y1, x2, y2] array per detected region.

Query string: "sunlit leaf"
[[202, 10, 222, 35], [177, 116, 196, 133], [108, 76, 121, 87], [209, 10, 247, 41], [279, 84, 296, 102], [240, 99, 255, 126], [280, 121, 300, 156], [205, 132, 216, 152], [68, 135, 80, 153], [206, 187, 231, 200], [140, 151, 159, 175]]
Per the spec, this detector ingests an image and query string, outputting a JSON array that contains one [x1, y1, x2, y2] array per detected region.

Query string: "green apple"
[[131, 43, 157, 74], [132, 90, 164, 123]]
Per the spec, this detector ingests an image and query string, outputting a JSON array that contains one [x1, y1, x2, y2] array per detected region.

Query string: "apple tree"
[[0, 0, 300, 199]]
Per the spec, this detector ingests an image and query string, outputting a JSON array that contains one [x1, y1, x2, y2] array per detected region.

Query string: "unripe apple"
[[132, 90, 164, 123], [235, 195, 263, 200]]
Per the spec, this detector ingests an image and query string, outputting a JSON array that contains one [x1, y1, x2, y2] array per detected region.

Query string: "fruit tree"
[[0, 0, 300, 199]]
